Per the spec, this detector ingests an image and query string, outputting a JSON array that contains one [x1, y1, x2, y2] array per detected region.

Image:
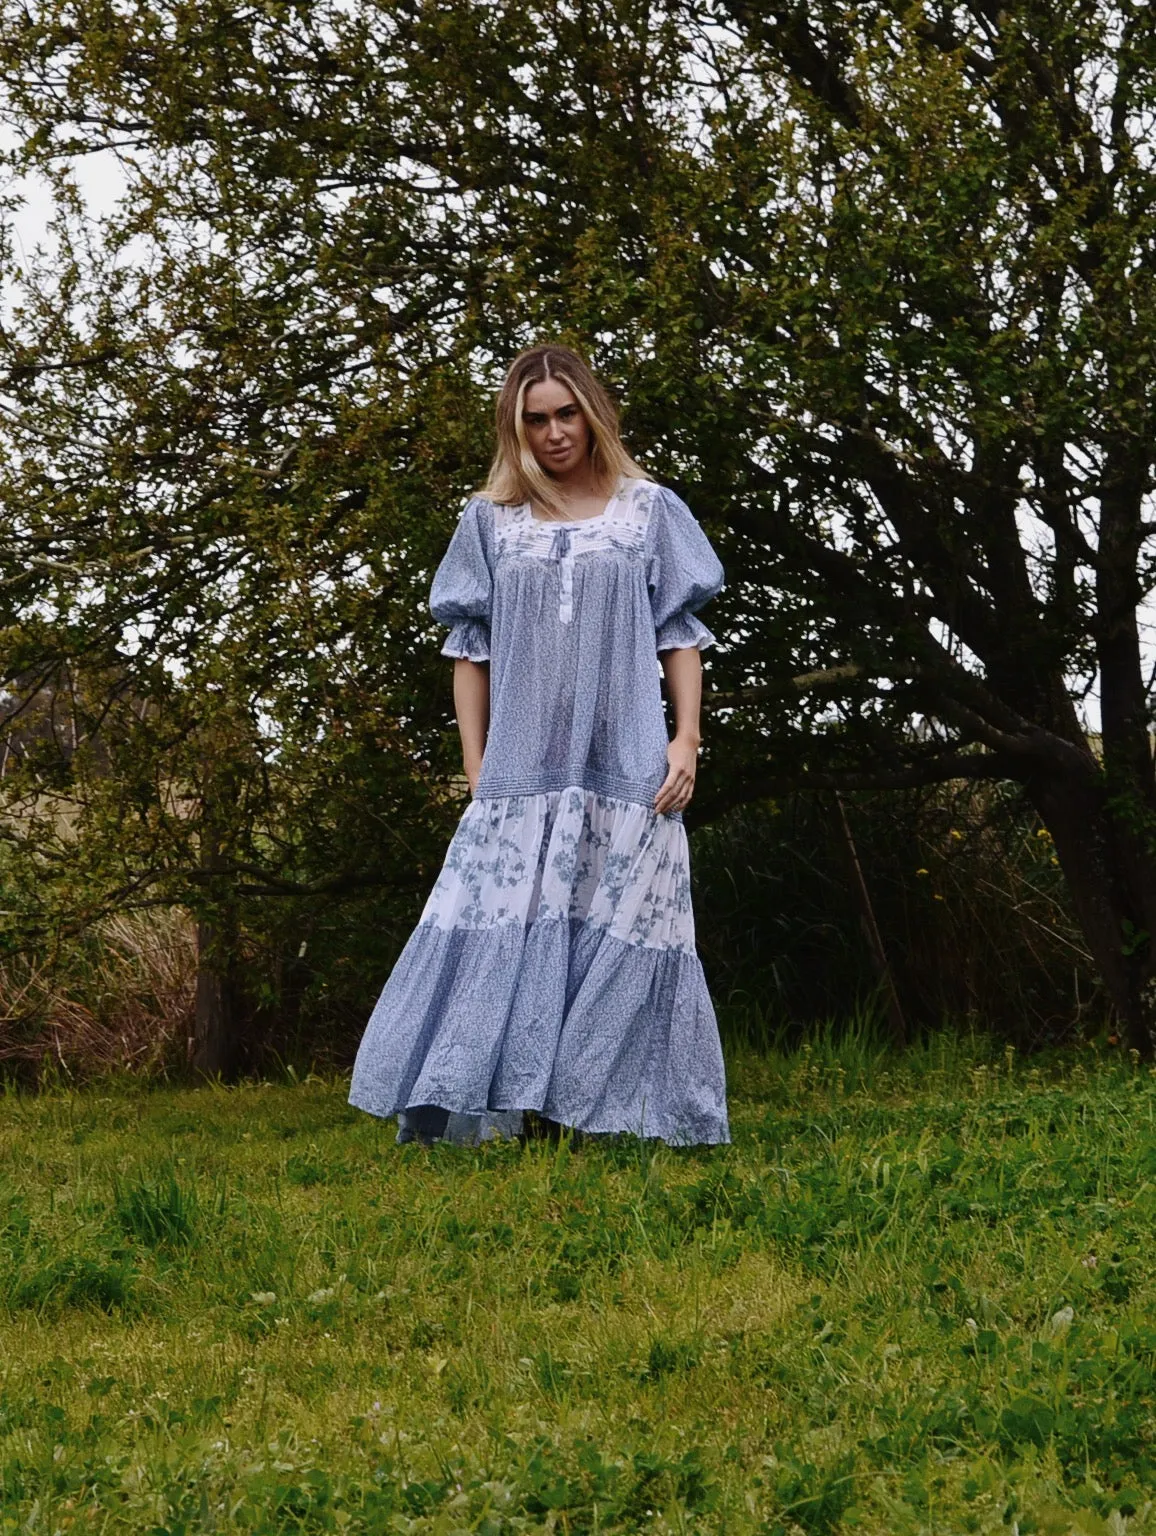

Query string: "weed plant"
[[1, 1037, 1154, 1533], [0, 908, 195, 1082]]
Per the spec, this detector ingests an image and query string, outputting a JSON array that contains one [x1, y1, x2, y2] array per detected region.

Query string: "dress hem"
[[348, 919, 728, 1148], [347, 1087, 731, 1147]]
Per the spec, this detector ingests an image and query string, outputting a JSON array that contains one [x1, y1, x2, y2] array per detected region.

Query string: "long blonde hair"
[[480, 345, 651, 516]]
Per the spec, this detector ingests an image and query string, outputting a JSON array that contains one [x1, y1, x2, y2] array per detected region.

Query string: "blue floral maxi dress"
[[348, 477, 730, 1144]]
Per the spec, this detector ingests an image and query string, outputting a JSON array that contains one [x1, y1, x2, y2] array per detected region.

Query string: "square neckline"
[[523, 476, 630, 526]]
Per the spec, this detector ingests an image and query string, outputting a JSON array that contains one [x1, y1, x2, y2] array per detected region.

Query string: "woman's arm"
[[453, 657, 490, 794], [654, 646, 702, 816]]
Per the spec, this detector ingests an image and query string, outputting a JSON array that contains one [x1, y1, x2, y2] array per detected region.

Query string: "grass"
[[1, 1034, 1155, 1534]]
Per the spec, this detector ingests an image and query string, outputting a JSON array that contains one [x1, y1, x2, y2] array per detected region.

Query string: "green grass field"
[[2, 1037, 1155, 1535]]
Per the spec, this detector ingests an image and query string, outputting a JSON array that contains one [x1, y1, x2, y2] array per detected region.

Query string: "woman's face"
[[522, 377, 592, 477]]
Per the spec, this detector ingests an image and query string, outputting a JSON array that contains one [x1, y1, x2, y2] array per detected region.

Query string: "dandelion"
[[916, 867, 929, 877], [949, 828, 963, 841], [933, 893, 944, 902]]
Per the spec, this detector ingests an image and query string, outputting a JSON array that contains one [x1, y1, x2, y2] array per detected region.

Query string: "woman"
[[349, 344, 729, 1146]]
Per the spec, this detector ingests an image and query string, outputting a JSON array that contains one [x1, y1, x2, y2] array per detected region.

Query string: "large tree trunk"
[[192, 914, 241, 1079], [190, 777, 243, 1079], [1028, 769, 1156, 1054]]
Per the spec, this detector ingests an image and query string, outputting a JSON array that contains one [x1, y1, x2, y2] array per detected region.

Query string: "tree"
[[0, 0, 506, 1069], [3, 1, 1156, 1053], [680, 0, 1156, 1052]]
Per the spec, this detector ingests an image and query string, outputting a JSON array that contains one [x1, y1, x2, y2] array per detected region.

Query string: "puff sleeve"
[[429, 497, 494, 662], [646, 487, 725, 652]]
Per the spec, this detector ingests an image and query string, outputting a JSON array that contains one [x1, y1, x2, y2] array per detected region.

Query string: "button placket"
[[550, 526, 575, 624]]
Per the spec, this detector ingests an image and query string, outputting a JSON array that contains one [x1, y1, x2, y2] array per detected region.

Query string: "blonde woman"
[[349, 344, 729, 1146]]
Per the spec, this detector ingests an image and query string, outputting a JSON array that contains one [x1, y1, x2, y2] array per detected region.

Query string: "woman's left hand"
[[654, 736, 699, 816]]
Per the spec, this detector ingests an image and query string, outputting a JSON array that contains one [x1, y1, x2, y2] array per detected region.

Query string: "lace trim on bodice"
[[492, 479, 657, 624]]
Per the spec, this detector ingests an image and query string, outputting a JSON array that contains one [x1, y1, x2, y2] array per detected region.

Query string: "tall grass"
[[0, 907, 194, 1081]]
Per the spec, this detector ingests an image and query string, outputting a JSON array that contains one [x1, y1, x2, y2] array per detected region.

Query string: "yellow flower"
[[949, 828, 963, 841], [916, 867, 929, 877]]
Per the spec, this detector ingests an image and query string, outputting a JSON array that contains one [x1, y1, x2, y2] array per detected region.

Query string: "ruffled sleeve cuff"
[[440, 619, 491, 662], [655, 611, 718, 653]]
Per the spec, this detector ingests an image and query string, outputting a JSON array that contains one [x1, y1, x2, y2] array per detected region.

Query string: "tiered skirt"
[[348, 787, 729, 1144]]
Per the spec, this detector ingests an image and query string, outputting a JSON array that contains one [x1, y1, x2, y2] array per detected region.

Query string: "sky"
[[5, 142, 127, 277]]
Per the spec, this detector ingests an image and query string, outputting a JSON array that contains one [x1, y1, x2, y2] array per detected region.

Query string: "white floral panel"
[[420, 788, 696, 953]]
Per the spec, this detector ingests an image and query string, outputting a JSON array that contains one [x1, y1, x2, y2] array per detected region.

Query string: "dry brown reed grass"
[[0, 908, 196, 1082]]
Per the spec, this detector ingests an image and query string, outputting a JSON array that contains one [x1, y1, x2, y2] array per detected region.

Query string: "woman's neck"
[[531, 468, 619, 522]]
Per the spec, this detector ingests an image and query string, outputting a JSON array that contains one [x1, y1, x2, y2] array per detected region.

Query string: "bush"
[[692, 782, 1101, 1048]]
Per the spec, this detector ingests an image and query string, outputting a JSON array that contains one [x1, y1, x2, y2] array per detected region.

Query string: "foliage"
[[3, 1041, 1156, 1531], [695, 784, 1102, 1047], [4, 3, 1156, 1043], [0, 783, 1103, 1075]]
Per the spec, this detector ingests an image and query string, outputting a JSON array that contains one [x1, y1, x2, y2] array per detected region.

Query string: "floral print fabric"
[[424, 789, 696, 953]]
